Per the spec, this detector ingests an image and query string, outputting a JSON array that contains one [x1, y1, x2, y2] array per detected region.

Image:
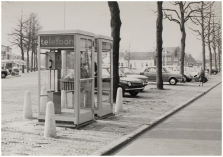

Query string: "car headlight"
[[127, 82, 131, 86]]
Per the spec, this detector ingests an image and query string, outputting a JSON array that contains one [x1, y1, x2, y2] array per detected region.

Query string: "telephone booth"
[[37, 30, 95, 126], [94, 35, 113, 117]]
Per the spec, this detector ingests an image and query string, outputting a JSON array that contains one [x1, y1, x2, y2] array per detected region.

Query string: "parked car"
[[140, 66, 185, 85], [165, 66, 192, 82], [98, 68, 144, 96], [119, 67, 149, 90], [1, 69, 10, 78], [206, 68, 218, 75]]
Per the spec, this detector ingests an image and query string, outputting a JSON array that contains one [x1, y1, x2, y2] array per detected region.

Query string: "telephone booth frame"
[[37, 30, 95, 126], [94, 35, 113, 117]]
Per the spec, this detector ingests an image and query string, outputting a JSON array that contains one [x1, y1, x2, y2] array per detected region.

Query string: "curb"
[[91, 81, 222, 156]]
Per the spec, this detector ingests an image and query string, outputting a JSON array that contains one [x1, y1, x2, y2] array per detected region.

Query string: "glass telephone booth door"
[[94, 35, 113, 117], [37, 30, 95, 126]]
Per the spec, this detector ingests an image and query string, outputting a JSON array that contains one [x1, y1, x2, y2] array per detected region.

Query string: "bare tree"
[[206, 2, 214, 75], [156, 1, 164, 90], [211, 15, 218, 71], [9, 13, 26, 73], [163, 1, 200, 75], [24, 14, 33, 73], [189, 2, 213, 73], [30, 14, 42, 71], [216, 23, 222, 72], [108, 2, 122, 101]]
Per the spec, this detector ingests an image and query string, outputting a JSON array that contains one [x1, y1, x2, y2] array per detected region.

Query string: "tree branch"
[[163, 12, 181, 26], [162, 8, 180, 19]]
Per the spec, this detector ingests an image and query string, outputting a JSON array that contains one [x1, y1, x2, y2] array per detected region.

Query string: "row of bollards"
[[23, 88, 57, 138], [23, 87, 124, 138]]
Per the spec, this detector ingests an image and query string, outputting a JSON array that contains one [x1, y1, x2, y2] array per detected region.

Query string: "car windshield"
[[163, 68, 170, 73], [121, 68, 134, 75], [119, 69, 127, 77]]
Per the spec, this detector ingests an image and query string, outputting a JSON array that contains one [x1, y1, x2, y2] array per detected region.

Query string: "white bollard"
[[40, 86, 47, 112], [115, 87, 123, 113], [44, 101, 56, 138], [23, 90, 33, 119]]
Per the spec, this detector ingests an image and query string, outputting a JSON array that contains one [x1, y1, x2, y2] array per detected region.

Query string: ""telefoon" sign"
[[40, 35, 74, 47]]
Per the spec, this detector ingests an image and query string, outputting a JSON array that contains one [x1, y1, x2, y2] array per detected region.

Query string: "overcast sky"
[[1, 1, 222, 60]]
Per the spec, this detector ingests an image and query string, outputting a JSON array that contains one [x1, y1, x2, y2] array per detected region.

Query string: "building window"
[[168, 57, 171, 61], [174, 57, 178, 61], [121, 63, 123, 67], [141, 62, 143, 67], [146, 63, 148, 66]]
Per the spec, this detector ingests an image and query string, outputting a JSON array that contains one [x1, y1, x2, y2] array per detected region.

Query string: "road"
[[113, 83, 222, 156]]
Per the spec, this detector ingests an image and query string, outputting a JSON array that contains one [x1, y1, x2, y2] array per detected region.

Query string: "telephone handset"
[[49, 58, 53, 69]]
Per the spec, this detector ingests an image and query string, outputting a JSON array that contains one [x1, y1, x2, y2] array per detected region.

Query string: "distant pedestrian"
[[198, 68, 205, 86]]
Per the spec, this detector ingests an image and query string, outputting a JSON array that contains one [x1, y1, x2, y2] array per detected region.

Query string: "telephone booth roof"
[[38, 29, 95, 37], [95, 35, 113, 40]]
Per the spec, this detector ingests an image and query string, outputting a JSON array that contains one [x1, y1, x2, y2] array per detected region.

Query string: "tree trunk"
[[201, 2, 206, 73], [207, 6, 212, 75], [21, 49, 24, 73], [208, 43, 212, 74], [156, 1, 164, 90], [27, 51, 29, 73], [218, 50, 221, 73], [108, 2, 122, 102], [179, 2, 185, 75], [31, 50, 33, 72], [213, 47, 217, 70]]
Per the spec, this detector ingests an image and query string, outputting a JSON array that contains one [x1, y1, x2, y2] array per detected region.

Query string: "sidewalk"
[[1, 72, 222, 155]]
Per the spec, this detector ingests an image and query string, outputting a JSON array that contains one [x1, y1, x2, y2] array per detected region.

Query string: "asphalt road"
[[113, 83, 222, 156]]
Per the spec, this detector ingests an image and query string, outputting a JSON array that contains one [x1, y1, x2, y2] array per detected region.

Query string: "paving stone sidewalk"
[[1, 72, 222, 155]]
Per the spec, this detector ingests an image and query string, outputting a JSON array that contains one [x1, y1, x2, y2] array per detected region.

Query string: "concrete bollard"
[[23, 90, 33, 119], [115, 87, 123, 113], [40, 86, 47, 112], [44, 101, 56, 138]]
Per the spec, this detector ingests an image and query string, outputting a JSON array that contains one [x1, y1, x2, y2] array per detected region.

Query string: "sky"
[[1, 1, 222, 60]]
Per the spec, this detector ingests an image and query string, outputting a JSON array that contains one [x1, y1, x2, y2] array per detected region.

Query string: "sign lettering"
[[40, 35, 74, 47]]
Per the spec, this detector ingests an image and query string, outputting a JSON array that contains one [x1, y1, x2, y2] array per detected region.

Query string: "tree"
[[189, 2, 213, 73], [211, 14, 218, 71], [123, 43, 133, 68], [216, 23, 221, 72], [108, 2, 122, 101], [163, 1, 200, 75], [24, 14, 32, 73], [206, 2, 214, 75], [30, 14, 42, 71], [9, 13, 26, 73], [156, 1, 164, 90]]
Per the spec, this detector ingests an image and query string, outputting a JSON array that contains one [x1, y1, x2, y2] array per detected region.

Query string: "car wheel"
[[1, 73, 6, 78], [195, 77, 199, 82], [169, 78, 177, 85], [213, 72, 217, 75], [129, 91, 139, 96]]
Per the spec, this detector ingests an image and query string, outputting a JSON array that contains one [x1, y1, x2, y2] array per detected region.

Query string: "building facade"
[[119, 52, 155, 72], [1, 45, 13, 60]]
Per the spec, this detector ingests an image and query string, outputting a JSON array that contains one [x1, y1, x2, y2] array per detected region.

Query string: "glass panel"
[[101, 44, 111, 105], [80, 40, 93, 109], [102, 68, 111, 104], [39, 49, 51, 114]]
